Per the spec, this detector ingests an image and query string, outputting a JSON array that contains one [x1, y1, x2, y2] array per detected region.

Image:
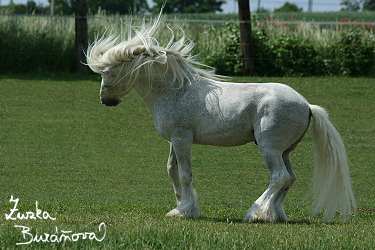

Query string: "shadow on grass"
[[198, 216, 322, 225]]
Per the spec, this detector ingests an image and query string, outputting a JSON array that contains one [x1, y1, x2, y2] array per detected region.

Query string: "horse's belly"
[[193, 126, 255, 147]]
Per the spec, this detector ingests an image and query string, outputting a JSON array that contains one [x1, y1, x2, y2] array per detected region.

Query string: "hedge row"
[[1, 16, 374, 76], [205, 23, 375, 77]]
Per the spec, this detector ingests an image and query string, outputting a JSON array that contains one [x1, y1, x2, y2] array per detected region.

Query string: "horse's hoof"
[[243, 215, 276, 223], [166, 208, 201, 219], [166, 209, 185, 217], [243, 208, 278, 223], [243, 211, 287, 223]]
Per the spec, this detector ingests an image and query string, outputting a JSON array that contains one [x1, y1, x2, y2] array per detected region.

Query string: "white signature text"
[[5, 196, 106, 245], [5, 195, 56, 221], [15, 223, 106, 245]]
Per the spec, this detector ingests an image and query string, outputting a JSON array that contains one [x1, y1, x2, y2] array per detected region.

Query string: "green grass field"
[[1, 75, 374, 248]]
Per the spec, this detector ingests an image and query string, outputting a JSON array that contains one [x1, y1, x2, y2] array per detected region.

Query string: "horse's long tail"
[[309, 104, 356, 222]]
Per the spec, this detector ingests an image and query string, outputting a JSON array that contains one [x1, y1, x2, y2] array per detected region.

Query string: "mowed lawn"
[[0, 75, 374, 248]]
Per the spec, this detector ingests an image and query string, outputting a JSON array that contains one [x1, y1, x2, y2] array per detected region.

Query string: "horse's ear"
[[132, 46, 147, 56], [132, 46, 161, 57]]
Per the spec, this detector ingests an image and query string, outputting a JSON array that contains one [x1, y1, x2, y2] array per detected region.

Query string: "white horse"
[[86, 16, 356, 222]]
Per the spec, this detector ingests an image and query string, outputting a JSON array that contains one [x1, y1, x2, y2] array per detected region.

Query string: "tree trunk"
[[237, 0, 255, 76], [75, 0, 88, 74]]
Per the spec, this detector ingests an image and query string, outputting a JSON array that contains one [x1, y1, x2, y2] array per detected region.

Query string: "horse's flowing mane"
[[86, 14, 223, 88]]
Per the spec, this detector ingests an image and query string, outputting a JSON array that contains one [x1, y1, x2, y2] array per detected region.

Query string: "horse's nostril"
[[101, 98, 121, 106]]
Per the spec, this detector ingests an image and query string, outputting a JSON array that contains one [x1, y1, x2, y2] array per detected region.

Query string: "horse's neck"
[[132, 75, 177, 112], [133, 74, 208, 115]]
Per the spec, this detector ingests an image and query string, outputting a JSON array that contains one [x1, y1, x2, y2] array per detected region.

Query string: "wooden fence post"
[[75, 0, 88, 74], [237, 0, 255, 76]]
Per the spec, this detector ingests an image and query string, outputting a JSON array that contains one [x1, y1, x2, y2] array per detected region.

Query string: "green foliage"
[[48, 0, 74, 15], [167, 11, 375, 22], [340, 0, 362, 11], [0, 0, 48, 14], [274, 2, 303, 12], [201, 23, 375, 76], [0, 0, 149, 15], [270, 34, 325, 76], [282, 11, 374, 21], [88, 0, 149, 14], [205, 23, 243, 76], [251, 29, 278, 76], [0, 16, 75, 73], [152, 0, 225, 13], [363, 0, 375, 10], [337, 28, 375, 76]]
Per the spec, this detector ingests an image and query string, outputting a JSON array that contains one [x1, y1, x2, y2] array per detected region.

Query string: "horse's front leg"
[[166, 131, 200, 219], [167, 143, 181, 206]]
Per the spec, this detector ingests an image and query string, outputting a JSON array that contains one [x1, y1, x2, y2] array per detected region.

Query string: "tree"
[[3, 0, 48, 14], [48, 0, 74, 15], [88, 0, 149, 14], [340, 0, 361, 11], [363, 0, 375, 10], [152, 0, 225, 13], [274, 2, 303, 12], [256, 7, 271, 13]]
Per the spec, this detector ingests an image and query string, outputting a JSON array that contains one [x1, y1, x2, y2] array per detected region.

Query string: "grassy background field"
[[0, 75, 374, 248]]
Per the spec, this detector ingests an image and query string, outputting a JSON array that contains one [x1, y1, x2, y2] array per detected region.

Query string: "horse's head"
[[87, 13, 221, 107], [99, 67, 132, 106]]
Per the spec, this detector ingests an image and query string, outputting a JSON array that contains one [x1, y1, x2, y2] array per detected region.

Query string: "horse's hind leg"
[[273, 153, 296, 221], [243, 148, 290, 223], [166, 143, 181, 206], [274, 122, 309, 221]]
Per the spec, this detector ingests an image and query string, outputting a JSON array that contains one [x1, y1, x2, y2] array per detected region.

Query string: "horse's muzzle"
[[101, 98, 122, 107]]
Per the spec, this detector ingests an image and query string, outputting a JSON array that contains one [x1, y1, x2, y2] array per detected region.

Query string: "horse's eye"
[[103, 85, 110, 89]]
